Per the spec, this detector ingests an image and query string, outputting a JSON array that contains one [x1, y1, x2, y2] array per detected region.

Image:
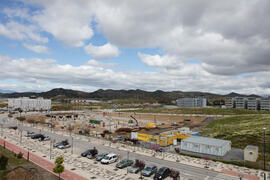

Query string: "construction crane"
[[130, 115, 139, 127]]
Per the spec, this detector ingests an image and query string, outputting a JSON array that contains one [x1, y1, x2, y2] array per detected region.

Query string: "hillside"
[[0, 88, 262, 104]]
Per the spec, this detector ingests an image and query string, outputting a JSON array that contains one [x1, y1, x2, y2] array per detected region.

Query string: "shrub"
[[17, 152, 23, 159], [0, 155, 8, 170]]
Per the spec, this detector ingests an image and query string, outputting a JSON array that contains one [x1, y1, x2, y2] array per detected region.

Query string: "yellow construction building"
[[135, 128, 192, 146]]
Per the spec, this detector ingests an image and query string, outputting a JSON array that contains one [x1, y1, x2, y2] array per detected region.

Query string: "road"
[[0, 113, 240, 180]]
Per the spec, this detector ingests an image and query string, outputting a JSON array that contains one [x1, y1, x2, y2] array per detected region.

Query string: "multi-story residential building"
[[176, 97, 207, 108], [8, 97, 51, 111], [260, 98, 270, 111], [225, 98, 235, 108], [234, 97, 247, 109], [247, 97, 260, 110]]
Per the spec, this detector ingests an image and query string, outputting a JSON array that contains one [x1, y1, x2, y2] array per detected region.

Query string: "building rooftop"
[[182, 136, 231, 147], [244, 145, 258, 151]]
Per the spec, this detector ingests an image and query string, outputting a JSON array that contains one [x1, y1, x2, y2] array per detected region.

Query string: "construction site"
[[22, 111, 212, 148]]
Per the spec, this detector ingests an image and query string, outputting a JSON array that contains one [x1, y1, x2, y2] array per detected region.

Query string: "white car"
[[101, 153, 118, 164]]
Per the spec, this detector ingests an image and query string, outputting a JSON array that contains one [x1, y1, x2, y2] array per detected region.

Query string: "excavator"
[[130, 115, 139, 127]]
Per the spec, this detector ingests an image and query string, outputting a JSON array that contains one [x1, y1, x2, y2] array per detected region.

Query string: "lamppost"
[[71, 136, 73, 154], [263, 127, 266, 180], [50, 139, 52, 160], [238, 173, 243, 180]]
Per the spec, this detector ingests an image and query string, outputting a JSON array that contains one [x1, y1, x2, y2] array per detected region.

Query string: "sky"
[[0, 0, 270, 95]]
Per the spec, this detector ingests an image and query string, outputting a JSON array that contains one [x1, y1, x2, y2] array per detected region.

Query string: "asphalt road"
[[0, 113, 239, 180]]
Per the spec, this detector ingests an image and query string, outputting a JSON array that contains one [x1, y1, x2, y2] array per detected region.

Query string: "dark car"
[[31, 134, 44, 139], [25, 131, 35, 137], [53, 140, 70, 148], [81, 149, 91, 157], [95, 152, 109, 161], [116, 159, 133, 169], [128, 164, 140, 173], [141, 165, 157, 177], [8, 126, 17, 130], [154, 167, 171, 180]]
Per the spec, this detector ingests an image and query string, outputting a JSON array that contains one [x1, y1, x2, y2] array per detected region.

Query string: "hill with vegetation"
[[0, 88, 262, 104]]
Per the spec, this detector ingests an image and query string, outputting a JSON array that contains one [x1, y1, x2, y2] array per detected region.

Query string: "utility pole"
[[71, 136, 73, 154], [50, 139, 52, 160], [263, 128, 266, 180]]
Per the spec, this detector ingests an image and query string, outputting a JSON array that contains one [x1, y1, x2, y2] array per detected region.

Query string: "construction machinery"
[[130, 115, 139, 127]]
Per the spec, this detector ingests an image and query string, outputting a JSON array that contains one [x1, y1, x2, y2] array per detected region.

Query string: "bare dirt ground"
[[106, 112, 208, 128]]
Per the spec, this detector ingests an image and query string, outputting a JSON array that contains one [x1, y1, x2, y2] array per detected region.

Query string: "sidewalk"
[[0, 137, 88, 180]]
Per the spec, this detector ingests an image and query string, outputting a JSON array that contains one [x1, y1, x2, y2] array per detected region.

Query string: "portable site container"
[[181, 136, 231, 156]]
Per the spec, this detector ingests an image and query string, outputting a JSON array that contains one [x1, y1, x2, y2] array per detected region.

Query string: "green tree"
[[53, 156, 64, 180], [0, 155, 8, 170], [16, 116, 26, 124]]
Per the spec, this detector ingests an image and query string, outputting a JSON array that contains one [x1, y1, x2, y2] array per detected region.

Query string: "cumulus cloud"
[[138, 53, 182, 69], [0, 21, 48, 43], [23, 44, 50, 54], [84, 43, 120, 59], [28, 0, 95, 47], [1, 54, 270, 94], [1, 0, 270, 94]]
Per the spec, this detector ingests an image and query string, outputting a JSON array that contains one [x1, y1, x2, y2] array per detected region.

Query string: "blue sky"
[[0, 0, 270, 95]]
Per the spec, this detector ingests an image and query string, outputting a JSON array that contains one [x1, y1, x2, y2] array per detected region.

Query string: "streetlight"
[[238, 173, 243, 180], [263, 127, 266, 180], [71, 136, 73, 154]]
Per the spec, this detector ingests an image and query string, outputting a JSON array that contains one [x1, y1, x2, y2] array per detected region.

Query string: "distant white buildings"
[[225, 96, 270, 111], [176, 97, 207, 108], [8, 97, 51, 111]]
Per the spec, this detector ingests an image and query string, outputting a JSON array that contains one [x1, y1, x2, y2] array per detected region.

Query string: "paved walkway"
[[221, 169, 259, 180], [0, 138, 88, 180]]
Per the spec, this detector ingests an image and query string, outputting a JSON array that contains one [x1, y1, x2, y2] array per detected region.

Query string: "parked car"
[[8, 126, 17, 130], [128, 164, 140, 173], [95, 152, 109, 161], [87, 153, 96, 159], [54, 140, 70, 149], [38, 135, 50, 141], [141, 165, 157, 177], [25, 131, 35, 137], [101, 153, 118, 164], [31, 134, 44, 139], [81, 149, 91, 157], [113, 135, 123, 141], [58, 142, 71, 149], [154, 167, 171, 180], [116, 159, 133, 169]]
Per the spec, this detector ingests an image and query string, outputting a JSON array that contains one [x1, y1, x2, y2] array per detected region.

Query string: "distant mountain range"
[[0, 88, 262, 104], [0, 89, 15, 93]]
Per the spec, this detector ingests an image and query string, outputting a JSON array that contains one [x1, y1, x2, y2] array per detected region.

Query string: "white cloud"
[[1, 54, 270, 95], [0, 21, 48, 43], [29, 0, 95, 47], [84, 43, 120, 59], [138, 53, 181, 69], [23, 44, 50, 54]]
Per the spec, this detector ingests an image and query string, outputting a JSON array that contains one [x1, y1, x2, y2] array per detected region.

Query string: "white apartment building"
[[247, 97, 259, 110], [225, 98, 235, 108], [260, 98, 270, 111], [234, 97, 247, 109], [176, 97, 207, 108], [8, 97, 51, 111]]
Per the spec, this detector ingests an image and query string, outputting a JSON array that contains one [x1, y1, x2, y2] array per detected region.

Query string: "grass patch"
[[0, 146, 29, 166], [120, 107, 270, 115], [201, 114, 270, 169]]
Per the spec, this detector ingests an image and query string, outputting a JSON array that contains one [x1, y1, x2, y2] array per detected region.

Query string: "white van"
[[101, 153, 118, 164]]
